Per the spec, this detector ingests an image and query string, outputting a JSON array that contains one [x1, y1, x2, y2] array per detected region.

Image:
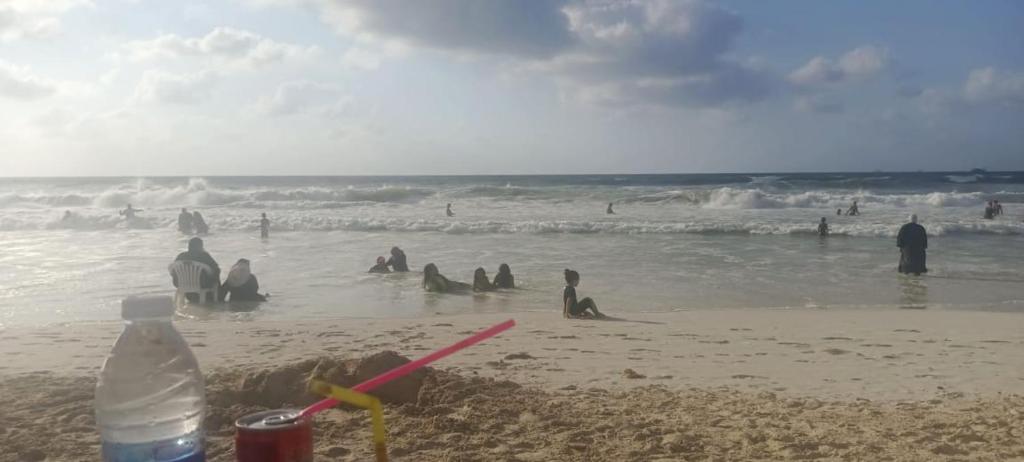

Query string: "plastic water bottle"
[[95, 296, 206, 462]]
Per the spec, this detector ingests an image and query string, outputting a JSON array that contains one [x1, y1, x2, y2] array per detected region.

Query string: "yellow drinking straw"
[[309, 380, 389, 462]]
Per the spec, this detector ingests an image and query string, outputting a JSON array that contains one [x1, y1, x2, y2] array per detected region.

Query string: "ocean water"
[[1, 173, 1023, 326]]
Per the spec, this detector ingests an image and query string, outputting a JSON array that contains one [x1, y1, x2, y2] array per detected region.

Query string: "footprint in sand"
[[504, 352, 536, 360], [894, 329, 921, 333], [729, 328, 753, 332], [699, 340, 729, 344], [822, 336, 853, 341], [731, 374, 766, 379], [823, 348, 850, 355]]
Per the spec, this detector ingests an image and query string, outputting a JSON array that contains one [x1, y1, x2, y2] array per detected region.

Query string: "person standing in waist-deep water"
[[446, 203, 455, 217], [260, 213, 270, 238], [994, 200, 1003, 216], [368, 256, 391, 274], [818, 217, 829, 236], [836, 208, 842, 216], [386, 246, 409, 272], [473, 268, 495, 292], [120, 203, 142, 219], [846, 200, 860, 216], [983, 201, 996, 219], [192, 211, 209, 235], [422, 263, 470, 293], [563, 269, 605, 319], [492, 263, 515, 289], [178, 208, 194, 233], [897, 214, 928, 275], [171, 237, 221, 302], [606, 203, 615, 214], [220, 259, 267, 302]]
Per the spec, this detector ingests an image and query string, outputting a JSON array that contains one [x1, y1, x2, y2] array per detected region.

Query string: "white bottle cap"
[[121, 295, 175, 320]]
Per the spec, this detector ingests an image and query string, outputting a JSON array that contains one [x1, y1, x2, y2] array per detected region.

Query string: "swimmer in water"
[[846, 200, 860, 216], [386, 247, 409, 272], [607, 203, 615, 214], [897, 214, 928, 275], [492, 263, 515, 289], [446, 203, 455, 217], [473, 267, 495, 292], [368, 256, 391, 274], [260, 213, 270, 238], [178, 208, 194, 233], [192, 211, 209, 235], [422, 263, 470, 293], [818, 217, 829, 236], [119, 204, 142, 219], [563, 269, 604, 319]]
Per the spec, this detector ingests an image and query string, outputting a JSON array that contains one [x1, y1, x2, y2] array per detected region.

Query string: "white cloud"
[[0, 0, 88, 41], [257, 80, 350, 117], [0, 59, 58, 100], [342, 47, 381, 70], [133, 70, 217, 105], [123, 27, 318, 67], [788, 45, 888, 86], [963, 67, 1024, 105]]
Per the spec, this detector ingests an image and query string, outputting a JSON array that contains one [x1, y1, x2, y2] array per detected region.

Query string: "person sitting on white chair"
[[170, 237, 221, 304]]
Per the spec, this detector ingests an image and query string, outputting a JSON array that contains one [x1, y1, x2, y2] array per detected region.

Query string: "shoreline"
[[3, 308, 1022, 401]]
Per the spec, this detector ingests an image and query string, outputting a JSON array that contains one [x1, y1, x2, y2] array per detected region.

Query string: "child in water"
[[563, 269, 604, 319], [423, 263, 470, 293], [368, 256, 391, 273]]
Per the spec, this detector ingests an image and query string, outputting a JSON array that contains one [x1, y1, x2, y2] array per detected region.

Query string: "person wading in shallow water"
[[818, 217, 829, 237], [897, 214, 928, 275], [446, 203, 455, 217]]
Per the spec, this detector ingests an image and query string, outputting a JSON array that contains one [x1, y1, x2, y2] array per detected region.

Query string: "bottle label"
[[102, 437, 204, 462]]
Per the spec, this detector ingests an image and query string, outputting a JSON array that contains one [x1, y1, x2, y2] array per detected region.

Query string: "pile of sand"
[[2, 351, 1023, 461]]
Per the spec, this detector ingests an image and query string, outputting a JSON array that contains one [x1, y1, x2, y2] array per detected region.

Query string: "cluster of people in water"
[[817, 201, 931, 276], [169, 237, 268, 304], [177, 208, 210, 234], [983, 200, 1004, 219]]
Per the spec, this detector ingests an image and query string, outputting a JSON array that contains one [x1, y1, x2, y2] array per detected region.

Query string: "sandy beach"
[[2, 309, 1024, 461]]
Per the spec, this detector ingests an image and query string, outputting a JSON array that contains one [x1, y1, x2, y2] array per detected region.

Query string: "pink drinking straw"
[[301, 319, 515, 418]]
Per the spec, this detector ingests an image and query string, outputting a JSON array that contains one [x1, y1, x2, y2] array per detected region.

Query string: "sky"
[[0, 0, 1022, 176]]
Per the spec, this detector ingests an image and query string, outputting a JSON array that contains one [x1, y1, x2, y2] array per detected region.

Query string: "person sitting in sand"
[[219, 259, 267, 302], [492, 263, 515, 289], [563, 269, 604, 319], [171, 237, 221, 303], [368, 256, 391, 274], [119, 203, 141, 219], [446, 203, 455, 217], [846, 200, 860, 216], [178, 208, 194, 233], [818, 217, 829, 237], [386, 247, 409, 272], [423, 263, 470, 293], [260, 213, 270, 238], [192, 211, 209, 235], [473, 268, 495, 292], [606, 203, 615, 214]]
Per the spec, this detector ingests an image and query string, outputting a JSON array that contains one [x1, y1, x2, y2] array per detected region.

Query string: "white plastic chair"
[[168, 260, 218, 306]]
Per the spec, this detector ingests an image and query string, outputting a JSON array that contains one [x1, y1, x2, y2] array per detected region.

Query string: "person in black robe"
[[172, 237, 221, 302], [192, 211, 209, 234], [386, 247, 409, 272], [473, 268, 495, 292], [606, 203, 615, 214], [817, 217, 829, 236], [178, 208, 194, 233], [220, 259, 267, 302], [897, 214, 928, 275], [492, 263, 515, 289]]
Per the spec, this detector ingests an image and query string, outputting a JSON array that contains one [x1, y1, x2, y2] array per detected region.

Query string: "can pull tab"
[[262, 412, 300, 426]]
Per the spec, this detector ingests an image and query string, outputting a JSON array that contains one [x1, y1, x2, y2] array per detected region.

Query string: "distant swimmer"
[[984, 201, 996, 219], [492, 263, 515, 289], [178, 208, 194, 233], [386, 246, 409, 272], [846, 200, 860, 216], [837, 208, 842, 216], [119, 204, 142, 219], [219, 258, 267, 302], [62, 210, 73, 221], [607, 203, 615, 214], [171, 237, 221, 303], [368, 256, 391, 274], [473, 267, 495, 292], [422, 263, 470, 293], [994, 200, 1003, 216], [260, 213, 270, 238], [563, 269, 605, 319], [446, 203, 455, 217], [818, 217, 829, 236], [192, 211, 209, 235], [897, 214, 928, 275]]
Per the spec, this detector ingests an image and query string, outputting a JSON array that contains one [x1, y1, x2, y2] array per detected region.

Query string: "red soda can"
[[235, 409, 313, 462]]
